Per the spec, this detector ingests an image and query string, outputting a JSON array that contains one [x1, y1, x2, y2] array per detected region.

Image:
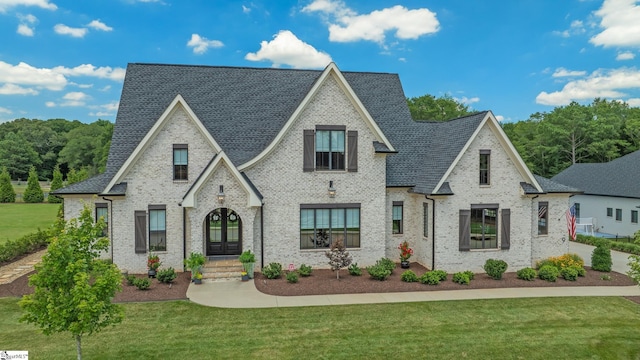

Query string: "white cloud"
[[552, 68, 587, 77], [186, 34, 224, 55], [617, 51, 635, 60], [54, 24, 87, 38], [303, 1, 439, 43], [0, 0, 57, 12], [17, 24, 33, 36], [0, 106, 12, 114], [242, 5, 250, 13], [45, 101, 55, 107], [0, 83, 38, 95], [590, 0, 640, 47], [454, 96, 480, 105], [495, 115, 504, 122], [552, 19, 587, 38], [87, 19, 113, 32], [0, 61, 66, 90], [627, 98, 640, 106], [536, 67, 640, 105], [100, 85, 111, 91], [245, 30, 332, 69], [53, 64, 126, 81], [60, 91, 89, 106]]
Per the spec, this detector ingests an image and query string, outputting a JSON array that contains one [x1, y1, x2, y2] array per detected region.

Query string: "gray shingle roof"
[[552, 150, 640, 198]]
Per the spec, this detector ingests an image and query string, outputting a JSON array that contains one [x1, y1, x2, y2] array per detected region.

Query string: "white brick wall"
[[245, 73, 388, 269]]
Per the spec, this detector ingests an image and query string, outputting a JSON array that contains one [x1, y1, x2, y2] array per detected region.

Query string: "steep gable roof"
[[552, 150, 640, 199]]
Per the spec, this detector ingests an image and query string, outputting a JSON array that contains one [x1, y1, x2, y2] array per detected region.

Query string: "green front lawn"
[[1, 296, 639, 359], [0, 203, 59, 243]]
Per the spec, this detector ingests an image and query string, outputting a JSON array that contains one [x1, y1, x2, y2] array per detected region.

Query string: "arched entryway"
[[204, 208, 242, 256]]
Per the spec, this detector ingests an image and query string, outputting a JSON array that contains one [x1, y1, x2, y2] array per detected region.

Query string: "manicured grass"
[[0, 203, 59, 243], [1, 297, 639, 359]]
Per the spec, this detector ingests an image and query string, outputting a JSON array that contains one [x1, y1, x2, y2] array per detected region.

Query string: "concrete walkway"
[[187, 242, 640, 308]]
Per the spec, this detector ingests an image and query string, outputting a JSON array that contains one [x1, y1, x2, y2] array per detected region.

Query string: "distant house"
[[553, 150, 640, 238], [55, 63, 576, 273]]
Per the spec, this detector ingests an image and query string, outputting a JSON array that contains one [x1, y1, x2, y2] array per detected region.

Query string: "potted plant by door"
[[238, 250, 256, 279], [398, 241, 413, 269], [184, 252, 206, 282], [147, 253, 161, 278], [193, 272, 203, 284], [241, 271, 249, 281]]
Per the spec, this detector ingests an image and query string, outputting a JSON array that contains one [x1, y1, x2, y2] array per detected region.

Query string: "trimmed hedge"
[[0, 229, 49, 264], [574, 234, 640, 255]]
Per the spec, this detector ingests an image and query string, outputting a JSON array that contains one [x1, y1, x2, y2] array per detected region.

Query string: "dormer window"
[[316, 129, 345, 170], [303, 126, 358, 172]]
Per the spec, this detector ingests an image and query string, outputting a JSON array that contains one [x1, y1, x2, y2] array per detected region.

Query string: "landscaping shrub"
[[23, 166, 44, 203], [546, 253, 584, 270], [125, 274, 136, 286], [484, 259, 508, 280], [538, 265, 559, 282], [0, 166, 15, 203], [419, 271, 441, 285], [157, 267, 177, 284], [575, 234, 640, 256], [591, 244, 612, 272], [560, 266, 579, 281], [452, 272, 470, 285], [48, 165, 63, 204], [366, 264, 391, 281], [516, 267, 537, 281], [348, 263, 362, 276], [535, 259, 554, 269], [286, 271, 299, 283], [133, 277, 151, 290], [463, 270, 475, 280], [576, 266, 586, 277], [299, 264, 312, 277], [431, 269, 447, 282], [377, 258, 396, 273], [262, 262, 283, 279], [400, 270, 418, 282], [0, 229, 49, 264]]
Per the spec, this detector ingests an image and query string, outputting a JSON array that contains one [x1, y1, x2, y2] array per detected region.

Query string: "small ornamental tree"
[[19, 205, 124, 360], [325, 239, 352, 279], [48, 164, 63, 203], [23, 166, 44, 203], [0, 166, 16, 203]]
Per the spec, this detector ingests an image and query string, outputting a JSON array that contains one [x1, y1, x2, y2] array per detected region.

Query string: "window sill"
[[392, 233, 404, 236], [173, 180, 189, 183], [300, 247, 361, 252], [468, 248, 501, 252]]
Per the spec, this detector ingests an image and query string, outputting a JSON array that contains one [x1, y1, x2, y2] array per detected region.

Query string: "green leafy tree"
[[0, 131, 41, 180], [48, 164, 63, 203], [58, 120, 113, 176], [66, 168, 89, 185], [407, 94, 474, 121], [23, 166, 44, 203], [20, 206, 124, 360], [0, 166, 16, 203]]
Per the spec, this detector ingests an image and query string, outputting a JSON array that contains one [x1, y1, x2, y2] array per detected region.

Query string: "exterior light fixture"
[[328, 181, 336, 198], [217, 185, 225, 203]]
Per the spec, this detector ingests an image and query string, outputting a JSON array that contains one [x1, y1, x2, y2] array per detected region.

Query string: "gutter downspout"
[[260, 203, 265, 269], [425, 195, 435, 270], [182, 205, 186, 270], [102, 197, 114, 262]]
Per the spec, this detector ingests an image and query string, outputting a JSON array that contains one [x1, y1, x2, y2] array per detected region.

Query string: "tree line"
[[0, 118, 112, 182], [407, 95, 640, 178]]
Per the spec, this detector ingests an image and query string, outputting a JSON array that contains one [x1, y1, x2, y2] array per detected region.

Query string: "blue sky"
[[0, 0, 639, 124]]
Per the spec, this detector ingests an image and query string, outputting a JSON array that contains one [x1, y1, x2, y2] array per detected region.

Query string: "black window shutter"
[[459, 209, 471, 251], [135, 211, 147, 254], [347, 130, 358, 172], [303, 129, 314, 172], [501, 208, 511, 250]]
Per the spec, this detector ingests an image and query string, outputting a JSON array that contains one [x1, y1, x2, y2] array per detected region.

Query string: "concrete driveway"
[[569, 241, 635, 274]]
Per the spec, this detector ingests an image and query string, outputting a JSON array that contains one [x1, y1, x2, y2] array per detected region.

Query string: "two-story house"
[[55, 63, 577, 273]]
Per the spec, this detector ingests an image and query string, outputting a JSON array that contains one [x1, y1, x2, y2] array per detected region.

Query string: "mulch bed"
[[2, 264, 638, 304]]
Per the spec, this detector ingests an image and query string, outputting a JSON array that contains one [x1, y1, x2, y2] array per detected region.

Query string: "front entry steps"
[[201, 257, 244, 281]]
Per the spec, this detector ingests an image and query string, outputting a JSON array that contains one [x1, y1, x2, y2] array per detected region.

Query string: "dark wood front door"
[[206, 208, 242, 256]]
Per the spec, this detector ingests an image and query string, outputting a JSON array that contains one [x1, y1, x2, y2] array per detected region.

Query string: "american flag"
[[565, 204, 576, 241]]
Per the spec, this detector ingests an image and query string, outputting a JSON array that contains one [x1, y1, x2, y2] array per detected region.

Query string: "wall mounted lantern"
[[328, 181, 336, 198], [217, 185, 225, 203]]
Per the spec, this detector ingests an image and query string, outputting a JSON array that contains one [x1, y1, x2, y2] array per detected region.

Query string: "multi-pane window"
[[392, 202, 403, 234], [616, 208, 622, 221], [479, 150, 490, 185], [607, 207, 613, 217], [316, 130, 345, 170], [470, 206, 498, 249], [632, 210, 638, 224], [149, 206, 166, 251], [300, 205, 360, 249], [423, 203, 429, 238], [173, 144, 188, 180], [574, 203, 580, 219], [538, 201, 548, 235], [95, 203, 108, 236]]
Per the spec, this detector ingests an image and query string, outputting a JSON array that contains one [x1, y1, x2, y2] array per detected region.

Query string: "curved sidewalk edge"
[[186, 280, 640, 309]]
